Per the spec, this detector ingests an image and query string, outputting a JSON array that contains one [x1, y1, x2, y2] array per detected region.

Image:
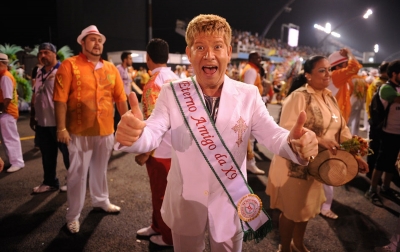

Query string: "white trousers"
[[321, 184, 334, 211], [171, 225, 243, 252], [66, 134, 114, 222], [347, 99, 364, 136], [0, 113, 24, 167]]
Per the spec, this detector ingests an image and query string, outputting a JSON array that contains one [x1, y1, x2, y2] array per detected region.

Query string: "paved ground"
[[0, 104, 399, 252]]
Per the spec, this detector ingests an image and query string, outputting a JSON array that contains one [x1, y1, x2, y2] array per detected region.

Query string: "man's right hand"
[[116, 92, 146, 146]]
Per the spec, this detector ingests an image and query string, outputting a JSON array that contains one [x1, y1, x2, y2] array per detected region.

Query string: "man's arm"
[[115, 100, 128, 116], [55, 101, 71, 145]]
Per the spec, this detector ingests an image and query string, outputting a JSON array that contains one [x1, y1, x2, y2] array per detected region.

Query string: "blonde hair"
[[185, 14, 232, 48]]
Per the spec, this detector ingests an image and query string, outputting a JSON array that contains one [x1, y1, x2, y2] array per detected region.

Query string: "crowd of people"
[[1, 13, 400, 252]]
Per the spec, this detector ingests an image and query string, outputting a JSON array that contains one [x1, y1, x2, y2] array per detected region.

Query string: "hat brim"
[[308, 149, 358, 186], [77, 32, 106, 45]]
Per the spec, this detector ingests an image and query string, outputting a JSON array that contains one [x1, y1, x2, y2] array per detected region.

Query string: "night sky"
[[3, 0, 400, 63]]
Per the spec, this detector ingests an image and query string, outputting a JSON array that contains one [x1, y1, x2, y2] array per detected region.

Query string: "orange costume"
[[54, 52, 127, 225], [0, 69, 24, 170], [0, 70, 19, 119], [240, 62, 263, 95], [54, 53, 127, 136], [331, 59, 362, 122]]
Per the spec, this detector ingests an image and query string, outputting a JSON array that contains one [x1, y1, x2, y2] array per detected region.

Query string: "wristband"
[[57, 128, 67, 133]]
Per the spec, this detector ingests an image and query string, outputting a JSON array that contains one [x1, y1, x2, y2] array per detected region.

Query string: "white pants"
[[66, 134, 114, 222], [171, 225, 243, 252], [0, 113, 24, 167], [347, 99, 364, 136], [321, 184, 334, 211]]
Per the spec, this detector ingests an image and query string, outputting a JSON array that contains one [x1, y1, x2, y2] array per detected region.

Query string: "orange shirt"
[[53, 53, 127, 136], [240, 62, 263, 95], [331, 59, 362, 122], [0, 70, 19, 119]]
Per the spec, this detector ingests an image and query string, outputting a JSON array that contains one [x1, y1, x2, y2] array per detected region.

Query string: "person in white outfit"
[[0, 53, 25, 173], [115, 14, 318, 252]]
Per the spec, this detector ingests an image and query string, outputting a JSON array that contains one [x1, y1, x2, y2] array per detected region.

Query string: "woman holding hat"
[[266, 55, 369, 252]]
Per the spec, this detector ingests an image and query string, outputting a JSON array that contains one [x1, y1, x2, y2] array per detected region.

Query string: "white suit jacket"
[[116, 75, 305, 242]]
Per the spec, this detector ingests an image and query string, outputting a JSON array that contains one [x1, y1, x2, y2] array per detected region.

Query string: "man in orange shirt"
[[241, 51, 265, 175], [328, 48, 362, 122], [54, 25, 128, 233], [0, 53, 25, 173]]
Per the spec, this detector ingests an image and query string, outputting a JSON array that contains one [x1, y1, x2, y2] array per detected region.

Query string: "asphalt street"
[[0, 104, 399, 252]]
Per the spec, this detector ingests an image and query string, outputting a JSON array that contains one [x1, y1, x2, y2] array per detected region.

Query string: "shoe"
[[103, 203, 121, 213], [291, 241, 310, 252], [67, 220, 80, 233], [365, 190, 384, 207], [380, 187, 400, 201], [247, 165, 265, 175], [320, 209, 338, 219], [150, 235, 173, 246], [60, 176, 67, 192], [60, 185, 67, 192], [375, 242, 397, 252], [137, 226, 158, 237], [7, 166, 23, 173], [33, 184, 58, 194]]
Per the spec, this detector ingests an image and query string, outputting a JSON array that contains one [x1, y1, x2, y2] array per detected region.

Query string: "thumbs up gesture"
[[115, 92, 146, 146], [288, 111, 318, 161]]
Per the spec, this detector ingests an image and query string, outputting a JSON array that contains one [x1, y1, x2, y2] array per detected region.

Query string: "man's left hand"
[[288, 111, 318, 161]]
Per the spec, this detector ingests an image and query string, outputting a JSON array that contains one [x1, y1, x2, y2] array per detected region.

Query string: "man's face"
[[334, 61, 348, 70], [185, 32, 232, 89], [393, 72, 400, 84], [38, 49, 57, 67], [82, 34, 104, 57], [0, 62, 7, 72], [125, 55, 133, 67], [250, 53, 261, 67]]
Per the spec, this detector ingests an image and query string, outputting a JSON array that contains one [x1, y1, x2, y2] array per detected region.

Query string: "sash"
[[170, 77, 272, 242]]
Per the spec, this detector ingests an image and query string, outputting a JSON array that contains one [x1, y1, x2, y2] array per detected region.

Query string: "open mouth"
[[202, 66, 218, 74]]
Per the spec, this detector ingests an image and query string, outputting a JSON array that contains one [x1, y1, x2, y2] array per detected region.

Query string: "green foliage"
[[57, 45, 74, 61], [0, 44, 24, 62], [10, 69, 32, 102], [27, 45, 39, 56]]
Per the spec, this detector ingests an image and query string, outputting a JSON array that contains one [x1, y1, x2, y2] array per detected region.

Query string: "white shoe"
[[247, 165, 265, 175], [60, 185, 67, 192], [150, 235, 172, 246], [67, 220, 80, 233], [7, 166, 23, 173], [103, 203, 121, 213], [137, 226, 158, 237]]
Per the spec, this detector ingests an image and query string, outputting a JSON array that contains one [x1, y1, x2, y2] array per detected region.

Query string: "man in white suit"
[[115, 14, 318, 252]]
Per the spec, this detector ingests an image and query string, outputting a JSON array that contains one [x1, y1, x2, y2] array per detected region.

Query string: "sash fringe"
[[243, 217, 273, 243]]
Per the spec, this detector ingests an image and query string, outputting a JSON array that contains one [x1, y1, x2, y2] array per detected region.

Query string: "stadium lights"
[[313, 23, 341, 38], [374, 44, 379, 53], [363, 9, 373, 19], [316, 8, 373, 46]]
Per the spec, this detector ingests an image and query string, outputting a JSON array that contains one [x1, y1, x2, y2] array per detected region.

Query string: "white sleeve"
[[243, 68, 257, 85], [114, 85, 171, 153], [0, 75, 14, 99]]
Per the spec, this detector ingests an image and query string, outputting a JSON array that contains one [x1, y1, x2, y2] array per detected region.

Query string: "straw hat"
[[308, 149, 358, 186], [77, 25, 106, 44]]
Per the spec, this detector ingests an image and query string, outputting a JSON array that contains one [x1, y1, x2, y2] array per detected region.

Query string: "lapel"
[[192, 75, 240, 135], [215, 75, 240, 134]]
